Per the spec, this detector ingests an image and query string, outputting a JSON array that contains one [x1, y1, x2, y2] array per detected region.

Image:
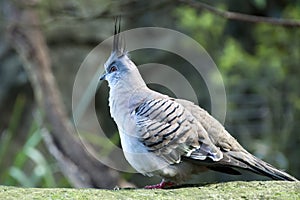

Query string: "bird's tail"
[[226, 151, 298, 181]]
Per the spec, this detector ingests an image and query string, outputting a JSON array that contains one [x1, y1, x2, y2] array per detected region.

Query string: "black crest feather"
[[113, 16, 125, 56]]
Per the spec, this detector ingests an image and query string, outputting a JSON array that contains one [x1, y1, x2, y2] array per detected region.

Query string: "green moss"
[[0, 181, 299, 200]]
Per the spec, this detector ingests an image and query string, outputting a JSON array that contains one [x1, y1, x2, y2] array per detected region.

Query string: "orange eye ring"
[[110, 66, 117, 72]]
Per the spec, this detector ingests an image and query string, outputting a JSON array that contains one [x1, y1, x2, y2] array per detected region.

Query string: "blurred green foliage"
[[0, 96, 70, 187], [175, 3, 300, 177]]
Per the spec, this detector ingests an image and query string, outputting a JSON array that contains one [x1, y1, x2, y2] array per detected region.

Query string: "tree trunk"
[[3, 0, 119, 188]]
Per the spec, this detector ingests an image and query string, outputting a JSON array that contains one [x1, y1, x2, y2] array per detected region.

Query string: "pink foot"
[[144, 180, 175, 189]]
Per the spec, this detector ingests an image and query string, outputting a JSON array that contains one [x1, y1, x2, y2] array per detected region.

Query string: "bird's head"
[[100, 18, 142, 88]]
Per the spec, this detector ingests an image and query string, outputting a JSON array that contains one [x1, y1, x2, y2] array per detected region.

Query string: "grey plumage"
[[100, 19, 298, 187]]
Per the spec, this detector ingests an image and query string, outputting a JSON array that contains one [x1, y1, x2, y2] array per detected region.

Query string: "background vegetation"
[[0, 0, 299, 188]]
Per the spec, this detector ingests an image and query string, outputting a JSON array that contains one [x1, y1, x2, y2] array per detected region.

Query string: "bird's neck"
[[109, 71, 147, 99], [108, 72, 149, 128]]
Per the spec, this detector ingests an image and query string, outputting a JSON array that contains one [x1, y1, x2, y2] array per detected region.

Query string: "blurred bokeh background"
[[0, 0, 299, 188]]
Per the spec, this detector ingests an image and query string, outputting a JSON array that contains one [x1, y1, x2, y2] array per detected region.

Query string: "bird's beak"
[[99, 72, 107, 81]]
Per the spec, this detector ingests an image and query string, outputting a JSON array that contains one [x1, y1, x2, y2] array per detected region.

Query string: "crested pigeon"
[[100, 19, 298, 189]]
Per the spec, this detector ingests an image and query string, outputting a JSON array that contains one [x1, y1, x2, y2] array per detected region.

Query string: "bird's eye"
[[109, 66, 117, 73]]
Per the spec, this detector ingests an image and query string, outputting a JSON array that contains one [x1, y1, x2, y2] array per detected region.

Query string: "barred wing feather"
[[132, 98, 223, 165]]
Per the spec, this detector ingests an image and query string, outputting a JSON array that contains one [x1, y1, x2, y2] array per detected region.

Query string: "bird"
[[100, 18, 298, 189]]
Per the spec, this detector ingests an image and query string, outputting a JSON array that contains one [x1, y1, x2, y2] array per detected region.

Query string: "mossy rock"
[[0, 181, 299, 200]]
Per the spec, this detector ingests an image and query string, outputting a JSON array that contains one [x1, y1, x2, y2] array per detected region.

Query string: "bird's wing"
[[174, 99, 299, 181], [132, 98, 223, 165], [174, 98, 245, 152]]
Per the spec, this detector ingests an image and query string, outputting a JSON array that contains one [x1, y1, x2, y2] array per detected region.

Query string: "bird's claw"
[[144, 180, 175, 189]]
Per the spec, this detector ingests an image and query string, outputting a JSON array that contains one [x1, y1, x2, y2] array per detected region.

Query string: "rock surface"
[[0, 181, 299, 200]]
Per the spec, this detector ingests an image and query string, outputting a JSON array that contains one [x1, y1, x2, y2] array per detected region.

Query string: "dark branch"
[[178, 0, 300, 27]]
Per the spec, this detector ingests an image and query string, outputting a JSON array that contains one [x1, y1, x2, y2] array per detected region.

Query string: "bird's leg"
[[144, 179, 176, 189]]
